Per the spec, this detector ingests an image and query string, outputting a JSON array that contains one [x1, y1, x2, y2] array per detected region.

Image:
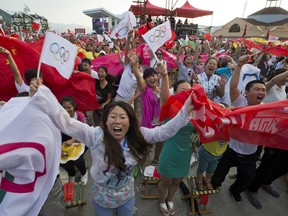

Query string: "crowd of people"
[[0, 11, 288, 216]]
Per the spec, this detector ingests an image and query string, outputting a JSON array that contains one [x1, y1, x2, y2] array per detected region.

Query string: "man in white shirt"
[[211, 55, 267, 204], [115, 30, 145, 107]]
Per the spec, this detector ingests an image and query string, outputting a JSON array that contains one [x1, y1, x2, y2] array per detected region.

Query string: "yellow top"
[[203, 140, 228, 156], [85, 51, 95, 60]]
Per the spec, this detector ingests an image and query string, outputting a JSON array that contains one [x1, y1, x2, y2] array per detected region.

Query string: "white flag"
[[0, 95, 61, 216], [268, 35, 279, 43], [40, 32, 77, 79], [142, 20, 172, 53], [110, 11, 136, 39]]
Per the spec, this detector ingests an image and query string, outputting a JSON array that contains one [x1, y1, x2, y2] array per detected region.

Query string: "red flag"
[[137, 24, 148, 35], [0, 35, 99, 111], [91, 52, 124, 77], [32, 21, 41, 32], [165, 40, 174, 50], [262, 46, 288, 57], [266, 30, 270, 40], [160, 85, 288, 150], [204, 33, 212, 41], [241, 25, 247, 38], [170, 30, 177, 41]]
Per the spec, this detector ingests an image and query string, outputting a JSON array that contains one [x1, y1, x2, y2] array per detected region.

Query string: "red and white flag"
[[110, 11, 136, 39], [142, 20, 172, 53], [0, 24, 5, 36], [0, 94, 61, 215], [32, 19, 42, 34], [268, 34, 279, 43], [40, 32, 78, 79]]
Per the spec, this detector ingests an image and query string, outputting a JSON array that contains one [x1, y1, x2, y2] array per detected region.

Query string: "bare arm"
[[252, 53, 264, 67], [0, 46, 23, 86], [230, 55, 249, 102], [124, 30, 133, 65], [155, 62, 170, 106], [129, 54, 146, 93], [216, 74, 227, 98], [193, 42, 200, 62], [128, 89, 142, 105], [265, 70, 288, 92], [177, 45, 185, 62], [114, 45, 125, 66]]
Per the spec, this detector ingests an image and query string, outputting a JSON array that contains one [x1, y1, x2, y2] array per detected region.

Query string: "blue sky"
[[2, 0, 288, 28]]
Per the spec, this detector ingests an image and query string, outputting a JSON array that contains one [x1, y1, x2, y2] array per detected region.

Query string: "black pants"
[[248, 147, 288, 192], [211, 148, 257, 194], [60, 154, 86, 176]]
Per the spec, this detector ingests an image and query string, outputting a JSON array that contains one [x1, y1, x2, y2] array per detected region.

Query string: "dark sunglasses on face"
[[156, 52, 162, 55]]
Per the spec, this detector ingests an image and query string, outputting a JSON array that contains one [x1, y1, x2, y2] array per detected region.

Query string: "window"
[[229, 23, 241, 32]]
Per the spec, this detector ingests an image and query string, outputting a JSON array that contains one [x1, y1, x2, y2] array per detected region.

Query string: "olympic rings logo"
[[149, 25, 167, 43], [117, 26, 129, 37], [115, 23, 133, 38], [49, 43, 70, 64]]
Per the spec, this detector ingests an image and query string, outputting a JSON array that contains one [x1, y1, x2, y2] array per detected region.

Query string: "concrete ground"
[[62, 150, 288, 216]]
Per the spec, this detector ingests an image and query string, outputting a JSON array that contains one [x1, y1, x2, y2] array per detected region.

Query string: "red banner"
[[160, 85, 288, 150]]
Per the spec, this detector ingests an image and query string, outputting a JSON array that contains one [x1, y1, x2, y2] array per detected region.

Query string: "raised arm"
[[177, 45, 185, 62], [141, 93, 195, 143], [230, 55, 249, 102], [265, 70, 288, 92], [252, 53, 264, 67], [114, 45, 125, 66], [124, 30, 133, 66], [155, 62, 170, 106], [216, 74, 227, 98], [0, 46, 24, 86], [129, 54, 146, 92], [30, 82, 97, 148]]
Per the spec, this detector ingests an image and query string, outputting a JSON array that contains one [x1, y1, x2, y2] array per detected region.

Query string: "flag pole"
[[152, 51, 160, 63], [37, 59, 41, 79]]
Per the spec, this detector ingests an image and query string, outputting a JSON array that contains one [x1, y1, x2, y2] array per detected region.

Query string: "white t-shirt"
[[263, 85, 286, 103], [15, 81, 30, 93], [115, 64, 140, 102], [91, 69, 99, 79], [229, 95, 258, 155]]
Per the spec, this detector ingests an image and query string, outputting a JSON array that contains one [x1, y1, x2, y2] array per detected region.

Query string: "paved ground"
[[62, 150, 288, 216]]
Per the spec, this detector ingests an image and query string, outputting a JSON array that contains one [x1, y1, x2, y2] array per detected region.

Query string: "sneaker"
[[167, 201, 176, 215], [246, 191, 262, 209], [229, 189, 241, 203], [81, 171, 88, 185], [69, 176, 75, 183], [261, 185, 280, 197], [158, 202, 169, 216]]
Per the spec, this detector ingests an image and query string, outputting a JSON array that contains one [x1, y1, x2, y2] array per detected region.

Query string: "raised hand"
[[0, 46, 11, 56], [219, 74, 227, 87], [29, 78, 43, 96], [155, 62, 168, 77]]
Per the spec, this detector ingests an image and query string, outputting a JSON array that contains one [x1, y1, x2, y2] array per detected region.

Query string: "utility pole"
[[242, 0, 248, 18]]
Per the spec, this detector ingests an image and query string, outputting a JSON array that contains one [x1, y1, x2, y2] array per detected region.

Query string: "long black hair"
[[101, 101, 150, 175]]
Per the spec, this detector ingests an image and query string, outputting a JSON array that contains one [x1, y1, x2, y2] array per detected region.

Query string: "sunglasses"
[[156, 52, 162, 55]]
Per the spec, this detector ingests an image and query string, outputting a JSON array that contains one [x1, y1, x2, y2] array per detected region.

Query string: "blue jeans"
[[93, 196, 135, 216], [197, 144, 222, 174]]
